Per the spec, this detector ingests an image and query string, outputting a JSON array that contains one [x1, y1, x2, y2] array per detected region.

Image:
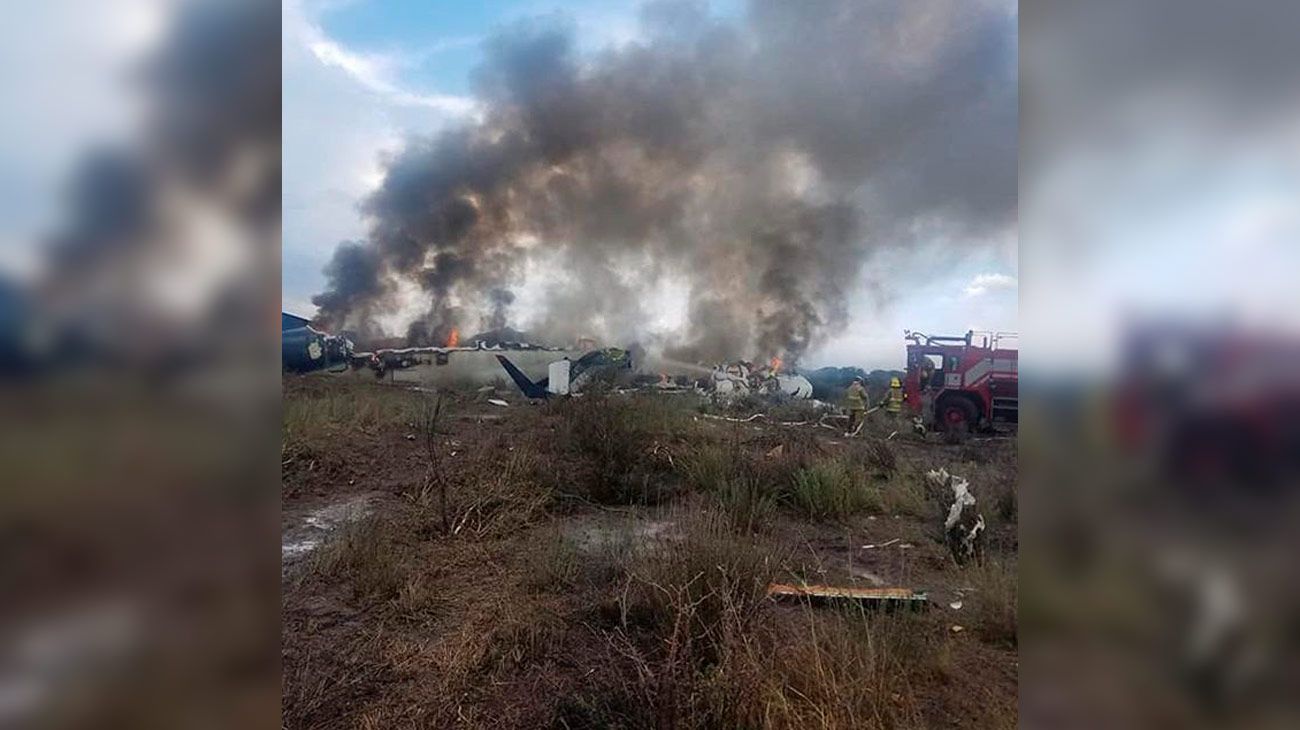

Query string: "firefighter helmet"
[[890, 377, 901, 388]]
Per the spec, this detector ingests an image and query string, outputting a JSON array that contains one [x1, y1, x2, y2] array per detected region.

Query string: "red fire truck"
[[902, 330, 1018, 435], [1112, 320, 1300, 485]]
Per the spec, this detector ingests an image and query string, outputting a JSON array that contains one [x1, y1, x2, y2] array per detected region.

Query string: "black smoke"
[[486, 287, 516, 330], [313, 0, 1016, 361]]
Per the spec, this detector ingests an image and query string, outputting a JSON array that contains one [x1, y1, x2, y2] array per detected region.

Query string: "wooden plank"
[[766, 583, 929, 608]]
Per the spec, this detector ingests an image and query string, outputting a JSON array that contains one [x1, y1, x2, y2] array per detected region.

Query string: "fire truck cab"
[[902, 330, 1018, 435]]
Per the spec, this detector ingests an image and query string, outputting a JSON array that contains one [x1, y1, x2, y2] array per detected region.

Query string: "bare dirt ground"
[[282, 376, 1017, 728]]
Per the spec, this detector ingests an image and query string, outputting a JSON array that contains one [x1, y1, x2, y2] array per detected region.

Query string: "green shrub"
[[678, 443, 731, 493], [714, 473, 779, 534], [678, 443, 779, 532], [787, 459, 882, 520]]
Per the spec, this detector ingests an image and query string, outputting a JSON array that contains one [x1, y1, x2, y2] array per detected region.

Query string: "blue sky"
[[281, 0, 1018, 369]]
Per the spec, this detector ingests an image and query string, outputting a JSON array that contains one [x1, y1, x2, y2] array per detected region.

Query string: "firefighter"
[[844, 376, 868, 435], [882, 376, 905, 416]]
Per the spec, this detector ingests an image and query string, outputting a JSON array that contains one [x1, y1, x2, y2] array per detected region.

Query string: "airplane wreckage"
[[496, 349, 815, 401], [281, 314, 815, 401]]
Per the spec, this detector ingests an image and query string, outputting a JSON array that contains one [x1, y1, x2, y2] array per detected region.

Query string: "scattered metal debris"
[[487, 398, 510, 407], [698, 411, 839, 430], [861, 538, 901, 550], [699, 412, 767, 424], [767, 583, 929, 610], [927, 468, 986, 565], [709, 360, 815, 401]]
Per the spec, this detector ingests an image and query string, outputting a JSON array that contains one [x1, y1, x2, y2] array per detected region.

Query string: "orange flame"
[[770, 356, 782, 374], [446, 327, 460, 348]]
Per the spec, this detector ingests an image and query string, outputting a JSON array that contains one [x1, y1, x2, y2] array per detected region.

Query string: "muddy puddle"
[[282, 492, 382, 564]]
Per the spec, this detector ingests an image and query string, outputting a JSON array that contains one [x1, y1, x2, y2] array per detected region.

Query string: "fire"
[[770, 356, 783, 374], [446, 327, 460, 348]]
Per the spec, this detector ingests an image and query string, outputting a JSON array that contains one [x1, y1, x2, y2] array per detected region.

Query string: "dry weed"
[[305, 517, 404, 600], [966, 557, 1018, 647]]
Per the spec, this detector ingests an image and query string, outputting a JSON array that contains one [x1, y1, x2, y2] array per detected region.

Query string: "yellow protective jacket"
[[884, 386, 904, 413], [844, 383, 867, 410]]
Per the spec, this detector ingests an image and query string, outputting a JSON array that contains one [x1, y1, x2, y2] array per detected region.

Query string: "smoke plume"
[[312, 0, 1016, 361]]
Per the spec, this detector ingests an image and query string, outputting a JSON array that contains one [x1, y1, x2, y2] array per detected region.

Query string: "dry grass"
[[623, 510, 777, 639], [524, 522, 638, 593], [738, 610, 956, 728], [879, 471, 939, 520], [860, 439, 898, 475], [283, 384, 423, 444], [428, 596, 568, 684], [282, 378, 1018, 728], [966, 557, 1018, 647], [437, 450, 553, 538], [283, 628, 395, 729], [552, 511, 970, 729], [304, 517, 404, 601], [561, 510, 777, 727], [551, 394, 694, 505], [525, 526, 588, 591]]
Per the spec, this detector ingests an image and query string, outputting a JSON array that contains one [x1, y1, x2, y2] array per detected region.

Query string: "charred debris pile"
[[283, 313, 905, 415]]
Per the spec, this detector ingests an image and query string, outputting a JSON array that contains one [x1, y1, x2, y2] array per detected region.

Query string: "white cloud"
[[303, 34, 479, 115], [285, 0, 479, 115], [963, 272, 1017, 297]]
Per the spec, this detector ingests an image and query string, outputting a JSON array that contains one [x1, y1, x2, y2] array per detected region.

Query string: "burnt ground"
[[282, 376, 1018, 728]]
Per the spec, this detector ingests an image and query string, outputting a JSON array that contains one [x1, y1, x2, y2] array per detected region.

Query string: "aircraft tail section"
[[495, 355, 550, 398]]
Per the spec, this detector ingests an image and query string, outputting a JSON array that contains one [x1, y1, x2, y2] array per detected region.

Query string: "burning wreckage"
[[490, 349, 817, 403], [282, 312, 816, 405], [492, 347, 816, 403], [281, 317, 565, 379], [283, 314, 1017, 444]]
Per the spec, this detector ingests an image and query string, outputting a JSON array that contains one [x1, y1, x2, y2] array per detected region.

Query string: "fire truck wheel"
[[939, 398, 977, 438]]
